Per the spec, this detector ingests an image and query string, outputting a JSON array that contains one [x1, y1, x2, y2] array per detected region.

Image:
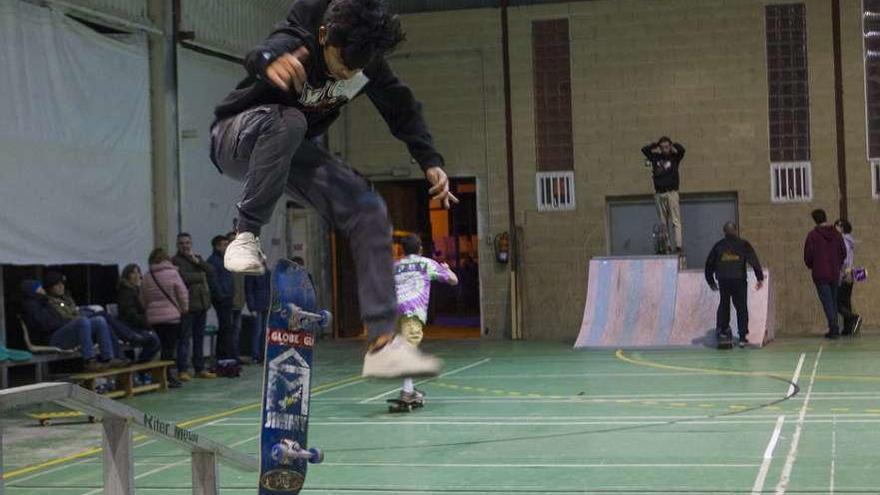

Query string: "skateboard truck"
[[271, 439, 324, 465]]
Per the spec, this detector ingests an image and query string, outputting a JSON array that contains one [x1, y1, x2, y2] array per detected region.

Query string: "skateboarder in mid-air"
[[392, 234, 458, 406], [704, 222, 764, 348], [210, 0, 458, 377]]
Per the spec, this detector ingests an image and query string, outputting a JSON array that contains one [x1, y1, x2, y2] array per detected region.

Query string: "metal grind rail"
[[0, 382, 257, 495]]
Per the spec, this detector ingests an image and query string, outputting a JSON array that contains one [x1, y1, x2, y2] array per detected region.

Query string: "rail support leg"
[[102, 418, 134, 495], [1, 426, 6, 494], [191, 451, 219, 495]]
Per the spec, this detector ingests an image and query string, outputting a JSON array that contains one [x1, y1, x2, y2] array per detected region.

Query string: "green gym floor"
[[4, 337, 880, 494]]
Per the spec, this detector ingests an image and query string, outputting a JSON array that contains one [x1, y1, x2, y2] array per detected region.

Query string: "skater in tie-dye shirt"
[[393, 234, 458, 404]]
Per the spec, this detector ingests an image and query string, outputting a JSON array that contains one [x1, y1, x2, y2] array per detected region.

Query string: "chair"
[[18, 317, 78, 355]]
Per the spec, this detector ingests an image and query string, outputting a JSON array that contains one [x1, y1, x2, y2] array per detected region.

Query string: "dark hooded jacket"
[[19, 281, 65, 345], [213, 0, 443, 170]]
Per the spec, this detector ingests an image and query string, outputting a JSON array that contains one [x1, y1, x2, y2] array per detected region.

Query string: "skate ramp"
[[574, 257, 774, 349]]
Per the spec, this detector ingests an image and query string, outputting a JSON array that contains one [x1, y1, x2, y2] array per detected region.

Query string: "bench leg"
[[121, 372, 134, 398], [158, 366, 169, 390], [1, 366, 8, 389], [102, 418, 134, 495], [191, 451, 219, 495]]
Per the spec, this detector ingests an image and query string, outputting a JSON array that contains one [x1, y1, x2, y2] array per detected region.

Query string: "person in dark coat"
[[705, 222, 765, 347], [172, 233, 217, 379], [207, 235, 236, 360], [804, 209, 847, 339], [115, 264, 161, 363], [19, 276, 118, 371], [245, 267, 272, 363]]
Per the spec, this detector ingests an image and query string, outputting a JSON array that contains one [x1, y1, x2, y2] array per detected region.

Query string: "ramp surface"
[[575, 257, 774, 348]]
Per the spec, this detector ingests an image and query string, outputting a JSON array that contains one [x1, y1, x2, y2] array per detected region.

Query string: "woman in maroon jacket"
[[803, 209, 847, 339]]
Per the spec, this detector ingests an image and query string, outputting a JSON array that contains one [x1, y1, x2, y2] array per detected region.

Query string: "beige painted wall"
[[335, 0, 879, 340]]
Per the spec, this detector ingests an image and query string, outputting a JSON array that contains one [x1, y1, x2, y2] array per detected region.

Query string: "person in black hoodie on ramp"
[[211, 0, 454, 378], [705, 222, 765, 348]]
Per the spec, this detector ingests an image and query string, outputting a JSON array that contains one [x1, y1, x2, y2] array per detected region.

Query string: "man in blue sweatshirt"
[[211, 0, 452, 377]]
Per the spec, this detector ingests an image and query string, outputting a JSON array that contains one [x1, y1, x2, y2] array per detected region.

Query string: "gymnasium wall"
[[335, 0, 880, 339]]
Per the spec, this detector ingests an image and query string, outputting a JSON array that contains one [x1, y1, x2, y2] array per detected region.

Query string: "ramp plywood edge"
[[575, 257, 774, 349]]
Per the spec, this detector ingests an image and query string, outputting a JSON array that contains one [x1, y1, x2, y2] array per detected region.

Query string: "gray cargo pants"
[[211, 104, 397, 339]]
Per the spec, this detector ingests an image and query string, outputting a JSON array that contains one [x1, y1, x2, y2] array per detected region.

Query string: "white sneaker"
[[224, 232, 266, 274], [362, 336, 443, 378]]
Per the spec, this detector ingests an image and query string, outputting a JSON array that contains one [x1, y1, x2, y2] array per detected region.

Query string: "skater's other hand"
[[266, 47, 309, 93], [756, 280, 764, 291], [426, 167, 459, 209]]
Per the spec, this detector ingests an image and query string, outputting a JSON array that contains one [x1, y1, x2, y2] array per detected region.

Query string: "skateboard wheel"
[[318, 310, 332, 330], [309, 447, 324, 464], [40, 419, 49, 427]]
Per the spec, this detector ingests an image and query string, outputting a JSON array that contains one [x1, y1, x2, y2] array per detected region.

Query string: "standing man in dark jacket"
[[211, 0, 449, 377], [804, 209, 847, 339], [705, 222, 765, 347], [207, 235, 235, 360], [245, 268, 272, 363], [173, 233, 217, 379], [642, 137, 686, 253]]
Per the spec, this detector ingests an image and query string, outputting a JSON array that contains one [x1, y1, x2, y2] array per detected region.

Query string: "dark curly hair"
[[323, 0, 405, 70], [401, 234, 422, 256]]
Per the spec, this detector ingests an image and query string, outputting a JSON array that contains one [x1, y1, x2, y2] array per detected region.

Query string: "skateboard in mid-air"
[[259, 259, 332, 494]]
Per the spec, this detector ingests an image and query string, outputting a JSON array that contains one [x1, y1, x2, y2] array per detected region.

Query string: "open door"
[[332, 179, 480, 339]]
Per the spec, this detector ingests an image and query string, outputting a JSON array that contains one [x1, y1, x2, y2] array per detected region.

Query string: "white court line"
[[751, 415, 786, 495], [358, 357, 491, 404], [211, 418, 880, 427], [76, 434, 260, 495], [775, 346, 823, 495], [751, 352, 804, 494], [321, 462, 760, 469], [830, 414, 837, 495], [787, 353, 806, 397]]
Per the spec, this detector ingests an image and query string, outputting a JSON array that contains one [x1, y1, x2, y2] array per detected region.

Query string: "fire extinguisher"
[[494, 232, 510, 264]]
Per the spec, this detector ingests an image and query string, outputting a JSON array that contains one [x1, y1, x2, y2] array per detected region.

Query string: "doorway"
[[332, 178, 481, 339]]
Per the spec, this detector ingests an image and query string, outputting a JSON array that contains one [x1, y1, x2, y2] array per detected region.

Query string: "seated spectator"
[[113, 264, 162, 363], [19, 276, 121, 371], [143, 248, 189, 388]]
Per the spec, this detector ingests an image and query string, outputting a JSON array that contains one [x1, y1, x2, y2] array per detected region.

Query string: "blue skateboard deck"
[[259, 259, 331, 494]]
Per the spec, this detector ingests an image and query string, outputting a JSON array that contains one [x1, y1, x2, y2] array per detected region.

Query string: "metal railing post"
[[1, 425, 6, 495], [191, 451, 219, 495], [102, 418, 134, 495]]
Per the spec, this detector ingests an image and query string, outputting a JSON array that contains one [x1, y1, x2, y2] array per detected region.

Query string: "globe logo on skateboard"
[[260, 469, 304, 492]]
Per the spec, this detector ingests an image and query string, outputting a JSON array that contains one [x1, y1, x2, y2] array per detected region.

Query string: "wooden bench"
[[70, 360, 175, 399]]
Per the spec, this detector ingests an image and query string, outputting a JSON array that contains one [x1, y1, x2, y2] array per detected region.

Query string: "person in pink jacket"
[[143, 248, 190, 387]]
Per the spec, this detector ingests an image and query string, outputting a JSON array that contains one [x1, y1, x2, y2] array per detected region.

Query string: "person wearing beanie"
[[20, 274, 122, 371]]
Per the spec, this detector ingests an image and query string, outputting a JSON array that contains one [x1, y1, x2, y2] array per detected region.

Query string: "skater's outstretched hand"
[[426, 167, 459, 209], [265, 47, 309, 93], [755, 280, 764, 291]]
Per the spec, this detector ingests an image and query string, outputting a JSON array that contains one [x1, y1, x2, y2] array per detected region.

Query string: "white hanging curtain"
[[0, 0, 152, 267]]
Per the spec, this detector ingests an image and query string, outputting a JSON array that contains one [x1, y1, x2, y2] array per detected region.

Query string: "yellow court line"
[[3, 373, 363, 481], [614, 349, 880, 382]]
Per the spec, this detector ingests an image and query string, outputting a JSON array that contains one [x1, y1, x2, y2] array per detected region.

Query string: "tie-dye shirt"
[[394, 255, 456, 324]]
